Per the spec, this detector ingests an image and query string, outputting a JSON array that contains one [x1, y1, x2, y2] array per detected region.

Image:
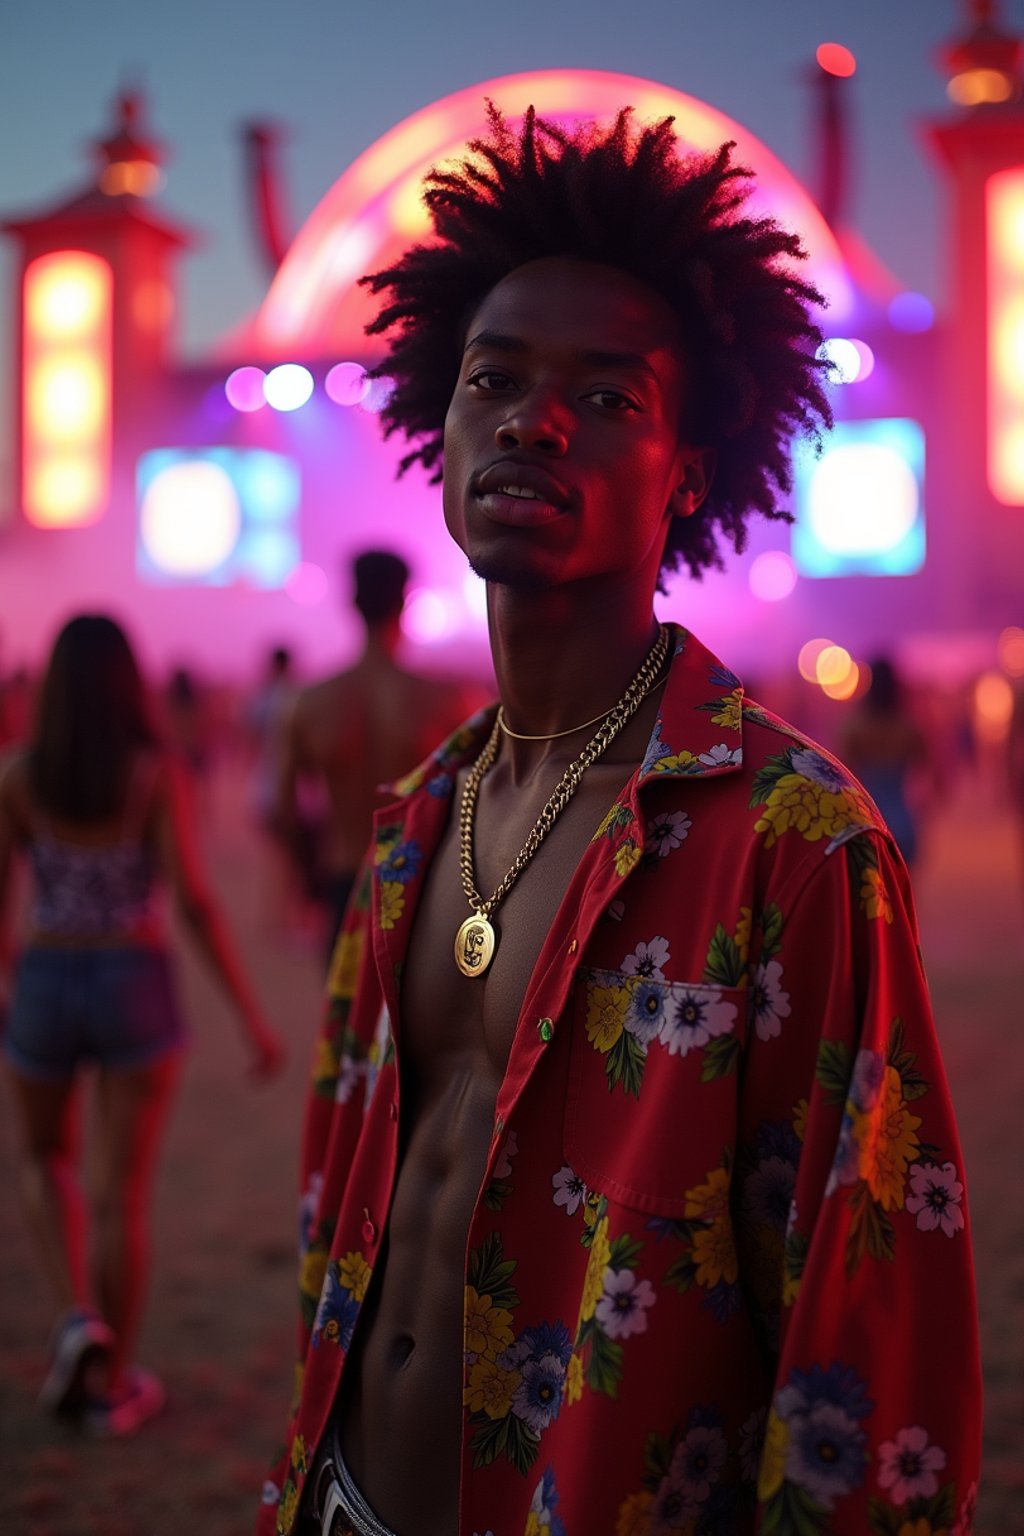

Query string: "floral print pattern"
[[257, 625, 980, 1536]]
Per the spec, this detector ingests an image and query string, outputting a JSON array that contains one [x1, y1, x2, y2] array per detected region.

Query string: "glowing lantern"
[[22, 250, 112, 527], [988, 168, 1024, 504]]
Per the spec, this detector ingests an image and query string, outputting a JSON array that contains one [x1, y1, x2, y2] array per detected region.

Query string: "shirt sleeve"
[[739, 829, 981, 1536]]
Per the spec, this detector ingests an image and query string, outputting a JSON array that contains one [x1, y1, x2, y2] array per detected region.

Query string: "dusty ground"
[[0, 760, 1021, 1535]]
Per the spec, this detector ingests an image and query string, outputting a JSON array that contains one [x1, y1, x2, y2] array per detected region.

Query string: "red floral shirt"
[[258, 625, 981, 1536]]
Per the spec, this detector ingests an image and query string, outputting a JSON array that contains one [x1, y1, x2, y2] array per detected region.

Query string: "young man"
[[259, 109, 981, 1536], [276, 550, 476, 963]]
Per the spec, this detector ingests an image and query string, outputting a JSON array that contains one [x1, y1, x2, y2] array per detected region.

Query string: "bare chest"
[[400, 760, 633, 1082]]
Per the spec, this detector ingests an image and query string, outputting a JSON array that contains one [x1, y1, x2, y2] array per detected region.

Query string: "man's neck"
[[486, 579, 663, 774]]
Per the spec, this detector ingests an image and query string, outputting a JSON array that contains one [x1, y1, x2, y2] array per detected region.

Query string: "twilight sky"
[[0, 0, 1016, 477]]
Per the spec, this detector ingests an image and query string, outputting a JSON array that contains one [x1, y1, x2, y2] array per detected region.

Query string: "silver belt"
[[306, 1426, 399, 1536]]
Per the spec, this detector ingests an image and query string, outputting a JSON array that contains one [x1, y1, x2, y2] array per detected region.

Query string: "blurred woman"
[[0, 614, 283, 1436]]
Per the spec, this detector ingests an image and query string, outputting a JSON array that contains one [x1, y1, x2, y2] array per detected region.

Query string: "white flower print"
[[750, 959, 792, 1042], [644, 809, 692, 858], [595, 1267, 656, 1339], [877, 1425, 947, 1504], [658, 985, 737, 1057], [494, 1129, 519, 1180], [335, 1053, 364, 1104], [552, 1165, 588, 1216], [905, 1161, 965, 1237], [698, 742, 741, 767], [622, 936, 671, 980]]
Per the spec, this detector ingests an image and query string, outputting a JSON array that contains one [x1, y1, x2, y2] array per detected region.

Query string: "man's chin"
[[467, 554, 550, 592]]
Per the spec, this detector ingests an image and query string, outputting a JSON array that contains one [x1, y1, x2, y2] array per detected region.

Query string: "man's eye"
[[468, 370, 515, 392], [586, 389, 638, 412]]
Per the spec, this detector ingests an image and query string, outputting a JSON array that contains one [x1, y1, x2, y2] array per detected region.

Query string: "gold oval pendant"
[[454, 914, 496, 978]]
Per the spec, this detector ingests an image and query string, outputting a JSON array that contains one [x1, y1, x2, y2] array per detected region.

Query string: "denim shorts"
[[3, 946, 187, 1079]]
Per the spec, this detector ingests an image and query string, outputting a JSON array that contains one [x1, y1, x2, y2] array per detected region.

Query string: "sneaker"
[[38, 1308, 115, 1415], [84, 1366, 166, 1438]]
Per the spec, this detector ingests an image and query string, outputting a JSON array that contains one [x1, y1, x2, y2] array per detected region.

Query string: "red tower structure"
[[1, 89, 193, 528], [925, 0, 1024, 625]]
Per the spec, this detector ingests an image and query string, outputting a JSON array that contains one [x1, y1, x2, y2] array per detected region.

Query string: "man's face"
[[442, 256, 711, 593]]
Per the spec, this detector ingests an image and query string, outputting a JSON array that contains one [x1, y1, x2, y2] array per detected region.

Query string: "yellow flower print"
[[328, 929, 365, 1000], [311, 1034, 339, 1086], [290, 1432, 308, 1474], [374, 829, 400, 865], [711, 687, 743, 730], [757, 1409, 789, 1501], [684, 1165, 731, 1223], [565, 1350, 584, 1406], [782, 1262, 801, 1308], [793, 1097, 809, 1142], [339, 1250, 371, 1303], [734, 907, 752, 965], [585, 985, 628, 1054], [464, 1356, 521, 1419], [897, 1521, 947, 1536], [299, 1248, 328, 1304], [692, 1215, 738, 1287], [853, 1064, 922, 1210], [464, 1286, 515, 1361], [593, 802, 631, 841], [655, 749, 697, 773], [616, 1489, 655, 1536], [861, 865, 894, 924], [276, 1480, 300, 1535], [614, 839, 642, 877], [579, 1216, 612, 1326], [380, 881, 405, 930], [525, 1514, 543, 1536], [755, 773, 869, 850], [392, 765, 426, 796]]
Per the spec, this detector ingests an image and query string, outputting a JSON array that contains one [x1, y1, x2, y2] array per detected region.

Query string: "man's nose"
[[495, 392, 570, 455]]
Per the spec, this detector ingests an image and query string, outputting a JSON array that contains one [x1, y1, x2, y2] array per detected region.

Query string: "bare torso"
[[293, 664, 476, 875], [335, 702, 658, 1535]]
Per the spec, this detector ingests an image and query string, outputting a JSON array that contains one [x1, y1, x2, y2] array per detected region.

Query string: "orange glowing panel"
[[23, 251, 112, 527], [987, 168, 1024, 505]]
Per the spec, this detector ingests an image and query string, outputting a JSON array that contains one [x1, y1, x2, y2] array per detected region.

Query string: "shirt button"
[[361, 1209, 377, 1245], [568, 938, 578, 955], [537, 1017, 554, 1043]]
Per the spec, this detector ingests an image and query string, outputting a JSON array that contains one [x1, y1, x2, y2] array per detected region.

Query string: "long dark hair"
[[29, 614, 157, 822]]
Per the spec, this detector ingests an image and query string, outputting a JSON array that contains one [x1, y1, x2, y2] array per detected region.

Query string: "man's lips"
[[473, 461, 572, 525]]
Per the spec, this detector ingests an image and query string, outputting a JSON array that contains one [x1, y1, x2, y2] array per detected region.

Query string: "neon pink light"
[[285, 562, 329, 606], [987, 167, 1024, 505], [239, 70, 853, 360], [225, 366, 267, 412]]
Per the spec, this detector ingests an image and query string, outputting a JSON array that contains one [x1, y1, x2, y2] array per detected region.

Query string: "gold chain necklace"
[[454, 624, 670, 978], [497, 700, 621, 742]]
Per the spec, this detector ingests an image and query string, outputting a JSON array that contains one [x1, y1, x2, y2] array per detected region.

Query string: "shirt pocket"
[[564, 967, 747, 1217]]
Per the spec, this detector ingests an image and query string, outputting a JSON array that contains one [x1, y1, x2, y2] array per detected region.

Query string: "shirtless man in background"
[[276, 549, 479, 959]]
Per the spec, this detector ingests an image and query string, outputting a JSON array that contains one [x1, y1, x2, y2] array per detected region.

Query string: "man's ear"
[[669, 447, 716, 520]]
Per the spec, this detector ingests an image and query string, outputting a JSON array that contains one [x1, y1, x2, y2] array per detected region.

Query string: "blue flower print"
[[311, 1267, 360, 1352], [785, 1401, 868, 1509], [626, 980, 668, 1045], [379, 840, 422, 884]]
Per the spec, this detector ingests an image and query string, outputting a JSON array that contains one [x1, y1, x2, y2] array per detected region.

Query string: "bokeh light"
[[225, 366, 267, 412], [25, 254, 108, 338], [749, 551, 797, 602], [264, 363, 314, 412], [807, 443, 919, 555], [998, 626, 1024, 677], [402, 587, 458, 643], [888, 292, 934, 334], [358, 375, 396, 414], [816, 42, 856, 78], [325, 361, 370, 406], [973, 670, 1014, 742], [798, 637, 833, 683], [463, 570, 488, 622], [285, 562, 329, 606], [817, 337, 873, 385]]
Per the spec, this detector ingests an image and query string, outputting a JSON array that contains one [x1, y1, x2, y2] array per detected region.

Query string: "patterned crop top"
[[26, 757, 162, 939]]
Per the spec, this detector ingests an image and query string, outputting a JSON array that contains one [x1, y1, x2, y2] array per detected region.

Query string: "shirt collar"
[[383, 623, 744, 801]]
